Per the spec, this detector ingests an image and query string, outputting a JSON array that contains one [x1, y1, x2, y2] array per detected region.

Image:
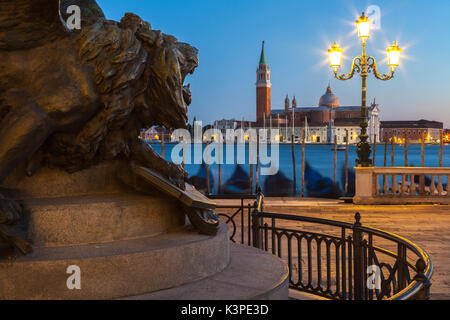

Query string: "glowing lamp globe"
[[356, 12, 371, 43], [328, 42, 343, 73], [387, 41, 402, 72]]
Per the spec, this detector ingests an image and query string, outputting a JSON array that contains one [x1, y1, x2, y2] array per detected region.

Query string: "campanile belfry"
[[256, 41, 271, 125]]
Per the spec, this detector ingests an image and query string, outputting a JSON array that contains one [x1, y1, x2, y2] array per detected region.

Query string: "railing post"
[[252, 187, 264, 249], [413, 259, 432, 300], [251, 211, 262, 249], [353, 212, 365, 300], [397, 243, 408, 292]]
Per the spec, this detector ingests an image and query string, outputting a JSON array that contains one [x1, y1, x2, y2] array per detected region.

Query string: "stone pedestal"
[[353, 167, 375, 204], [0, 162, 288, 300]]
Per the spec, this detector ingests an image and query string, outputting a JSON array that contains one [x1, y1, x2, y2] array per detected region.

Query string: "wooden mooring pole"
[[249, 136, 254, 194], [404, 128, 408, 167], [383, 135, 387, 192], [333, 135, 337, 184], [391, 132, 395, 167], [206, 140, 210, 195], [421, 131, 425, 167], [373, 134, 377, 166], [439, 129, 444, 192], [345, 130, 349, 195], [291, 135, 297, 196], [256, 132, 260, 189], [420, 131, 425, 194], [440, 129, 443, 167], [218, 138, 222, 194], [301, 130, 305, 198]]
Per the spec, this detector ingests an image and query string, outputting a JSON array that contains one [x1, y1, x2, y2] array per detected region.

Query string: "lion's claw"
[[166, 162, 188, 190]]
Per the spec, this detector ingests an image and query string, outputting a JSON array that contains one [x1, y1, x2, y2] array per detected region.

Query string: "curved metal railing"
[[251, 211, 433, 300], [215, 193, 433, 300]]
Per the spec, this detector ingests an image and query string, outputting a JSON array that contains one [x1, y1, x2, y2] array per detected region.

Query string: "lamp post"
[[328, 12, 402, 167]]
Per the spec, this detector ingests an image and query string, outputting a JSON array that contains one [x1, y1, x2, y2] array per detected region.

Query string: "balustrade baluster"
[[430, 175, 436, 195], [401, 174, 406, 195], [383, 174, 389, 195], [419, 174, 426, 195], [376, 174, 381, 195], [437, 175, 444, 195], [410, 174, 416, 195], [392, 174, 398, 195]]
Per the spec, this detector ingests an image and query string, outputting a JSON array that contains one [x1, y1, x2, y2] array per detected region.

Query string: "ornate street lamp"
[[328, 12, 402, 167]]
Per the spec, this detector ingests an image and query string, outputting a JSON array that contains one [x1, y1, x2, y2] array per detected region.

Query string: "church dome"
[[318, 84, 340, 108]]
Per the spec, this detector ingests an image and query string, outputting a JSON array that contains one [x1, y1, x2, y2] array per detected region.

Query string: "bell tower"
[[285, 94, 290, 112], [256, 41, 271, 125]]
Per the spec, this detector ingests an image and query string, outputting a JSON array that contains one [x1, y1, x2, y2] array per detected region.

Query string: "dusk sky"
[[98, 0, 450, 127]]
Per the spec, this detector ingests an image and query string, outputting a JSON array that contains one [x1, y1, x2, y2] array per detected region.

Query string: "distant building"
[[256, 41, 271, 125], [380, 120, 444, 143], [140, 127, 160, 141], [211, 42, 381, 144], [445, 129, 450, 143], [254, 42, 380, 144], [140, 126, 170, 142], [214, 119, 238, 131]]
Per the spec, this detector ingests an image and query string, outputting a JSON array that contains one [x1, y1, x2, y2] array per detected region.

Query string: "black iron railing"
[[214, 195, 255, 244], [215, 192, 433, 300]]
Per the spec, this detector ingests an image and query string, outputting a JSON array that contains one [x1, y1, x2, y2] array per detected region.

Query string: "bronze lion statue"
[[0, 0, 216, 256]]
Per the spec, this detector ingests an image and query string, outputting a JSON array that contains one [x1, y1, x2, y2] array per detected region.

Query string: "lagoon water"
[[150, 143, 450, 196]]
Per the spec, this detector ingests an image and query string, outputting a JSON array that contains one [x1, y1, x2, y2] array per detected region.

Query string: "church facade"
[[255, 42, 381, 144]]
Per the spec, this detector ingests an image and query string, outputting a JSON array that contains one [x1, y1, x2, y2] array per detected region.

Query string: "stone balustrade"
[[354, 167, 450, 205]]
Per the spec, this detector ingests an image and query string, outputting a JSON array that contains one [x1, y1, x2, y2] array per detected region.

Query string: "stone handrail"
[[354, 167, 450, 205]]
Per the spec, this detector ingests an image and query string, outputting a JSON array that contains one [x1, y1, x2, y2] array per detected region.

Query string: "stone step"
[[23, 194, 185, 247], [3, 162, 127, 198], [119, 244, 289, 300], [0, 224, 229, 300]]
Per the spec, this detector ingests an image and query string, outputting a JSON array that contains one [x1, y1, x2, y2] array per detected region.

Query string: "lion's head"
[[45, 13, 199, 172], [120, 13, 199, 130]]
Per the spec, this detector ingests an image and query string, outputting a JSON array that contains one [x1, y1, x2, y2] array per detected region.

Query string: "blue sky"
[[98, 0, 450, 127]]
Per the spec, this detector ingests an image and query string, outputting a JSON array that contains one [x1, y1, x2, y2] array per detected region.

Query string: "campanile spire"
[[256, 41, 271, 125]]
